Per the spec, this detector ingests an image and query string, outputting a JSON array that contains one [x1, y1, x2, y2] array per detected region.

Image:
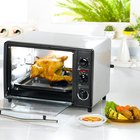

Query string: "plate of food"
[[105, 101, 140, 122], [77, 114, 107, 127]]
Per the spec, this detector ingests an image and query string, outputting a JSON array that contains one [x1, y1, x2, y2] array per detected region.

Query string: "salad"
[[105, 101, 140, 121]]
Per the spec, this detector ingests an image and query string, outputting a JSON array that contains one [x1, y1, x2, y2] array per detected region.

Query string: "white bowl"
[[77, 114, 107, 127]]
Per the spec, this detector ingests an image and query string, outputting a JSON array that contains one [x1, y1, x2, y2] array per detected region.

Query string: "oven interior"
[[7, 46, 73, 102]]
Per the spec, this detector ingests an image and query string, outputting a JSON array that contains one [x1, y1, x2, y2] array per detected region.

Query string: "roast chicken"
[[30, 55, 72, 82]]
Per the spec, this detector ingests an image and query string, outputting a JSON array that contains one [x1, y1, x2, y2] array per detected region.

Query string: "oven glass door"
[[8, 46, 73, 102], [4, 45, 74, 120], [0, 99, 71, 116]]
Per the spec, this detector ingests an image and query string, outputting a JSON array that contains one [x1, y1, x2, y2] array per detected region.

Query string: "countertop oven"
[[4, 32, 111, 112]]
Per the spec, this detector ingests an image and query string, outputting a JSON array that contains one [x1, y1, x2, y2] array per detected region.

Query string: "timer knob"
[[79, 58, 88, 67], [78, 89, 89, 100], [79, 73, 88, 84]]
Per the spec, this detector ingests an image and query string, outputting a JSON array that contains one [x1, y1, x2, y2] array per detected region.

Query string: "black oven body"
[[4, 41, 94, 112]]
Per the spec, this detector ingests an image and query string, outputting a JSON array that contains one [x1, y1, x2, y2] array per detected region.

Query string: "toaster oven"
[[4, 32, 111, 112]]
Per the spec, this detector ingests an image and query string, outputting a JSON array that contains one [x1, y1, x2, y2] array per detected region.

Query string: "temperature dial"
[[78, 89, 89, 100], [79, 73, 88, 84], [79, 58, 88, 67]]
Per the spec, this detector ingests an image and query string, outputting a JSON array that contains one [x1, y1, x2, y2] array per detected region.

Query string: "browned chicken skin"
[[129, 106, 140, 120], [30, 55, 72, 82], [120, 109, 133, 120]]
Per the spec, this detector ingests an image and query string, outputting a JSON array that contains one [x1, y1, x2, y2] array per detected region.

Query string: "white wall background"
[[26, 0, 140, 36], [0, 0, 139, 36], [0, 0, 27, 25]]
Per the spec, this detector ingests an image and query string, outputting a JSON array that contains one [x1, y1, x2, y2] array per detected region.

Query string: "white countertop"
[[0, 67, 140, 140]]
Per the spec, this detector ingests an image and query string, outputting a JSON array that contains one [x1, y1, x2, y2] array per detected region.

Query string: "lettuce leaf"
[[105, 101, 118, 117]]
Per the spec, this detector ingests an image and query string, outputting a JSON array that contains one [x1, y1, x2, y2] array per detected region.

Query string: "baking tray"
[[14, 77, 72, 93]]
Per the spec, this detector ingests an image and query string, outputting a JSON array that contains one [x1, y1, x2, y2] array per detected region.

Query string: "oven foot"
[[8, 99, 12, 102], [88, 107, 92, 112], [102, 96, 106, 100]]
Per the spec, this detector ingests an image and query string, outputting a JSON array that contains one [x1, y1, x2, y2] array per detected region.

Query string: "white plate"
[[77, 114, 107, 127]]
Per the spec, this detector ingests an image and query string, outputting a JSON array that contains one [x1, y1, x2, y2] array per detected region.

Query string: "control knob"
[[79, 73, 88, 84], [79, 58, 88, 67], [78, 89, 89, 100]]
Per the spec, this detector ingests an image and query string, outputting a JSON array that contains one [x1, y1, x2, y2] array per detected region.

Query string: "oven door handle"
[[0, 110, 58, 123]]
